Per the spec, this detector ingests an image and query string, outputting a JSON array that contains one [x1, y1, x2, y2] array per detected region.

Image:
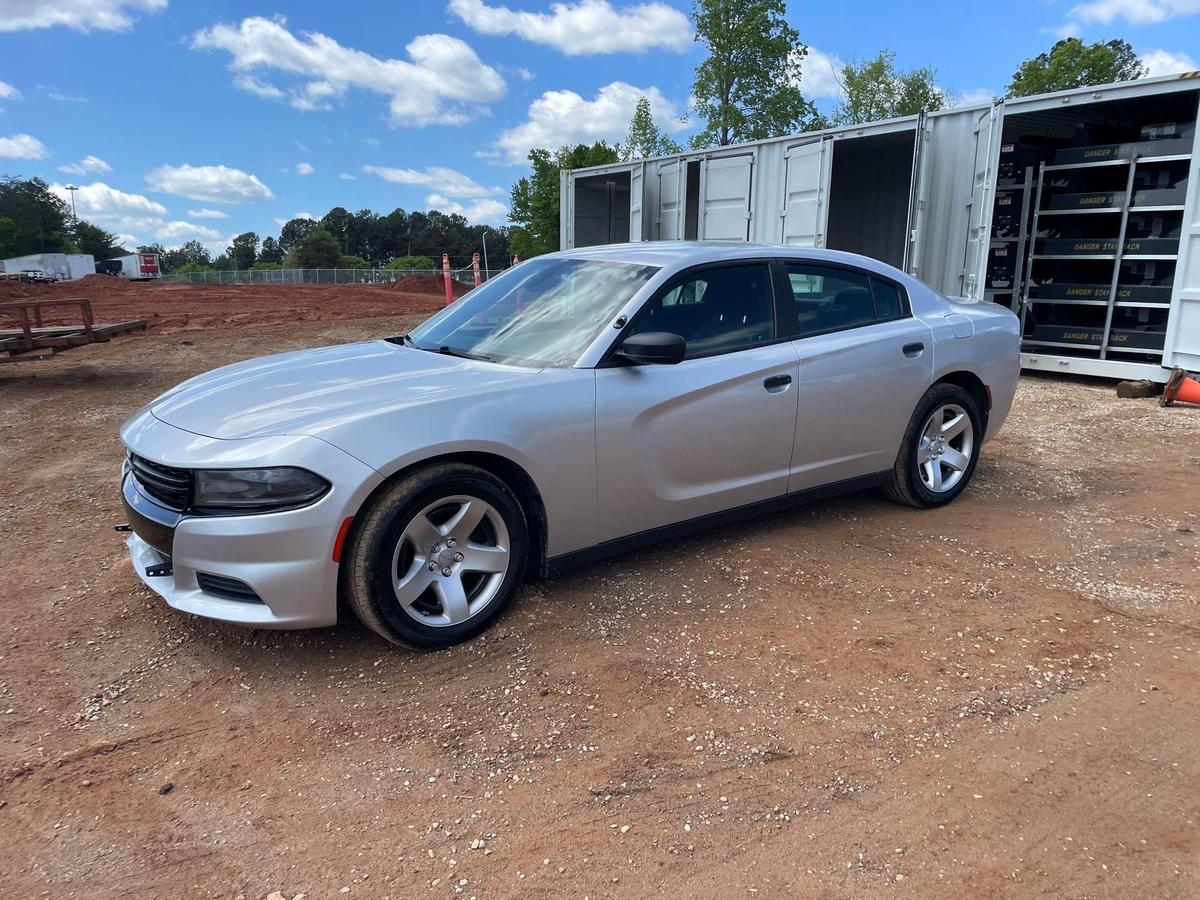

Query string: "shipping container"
[[0, 253, 95, 280], [561, 72, 1200, 381]]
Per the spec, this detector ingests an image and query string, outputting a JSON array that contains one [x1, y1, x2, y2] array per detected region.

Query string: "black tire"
[[343, 463, 529, 649], [884, 383, 983, 509]]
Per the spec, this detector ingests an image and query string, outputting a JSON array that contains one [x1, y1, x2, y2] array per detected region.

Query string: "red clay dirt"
[[0, 276, 445, 335], [1, 288, 1199, 899]]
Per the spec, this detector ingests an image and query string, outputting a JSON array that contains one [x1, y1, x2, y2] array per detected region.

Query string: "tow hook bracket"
[[145, 561, 173, 577], [114, 523, 132, 533]]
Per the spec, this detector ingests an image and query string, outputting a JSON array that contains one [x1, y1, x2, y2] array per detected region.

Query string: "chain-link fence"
[[159, 267, 497, 286]]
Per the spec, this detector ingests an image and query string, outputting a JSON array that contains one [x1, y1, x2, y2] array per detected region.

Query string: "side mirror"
[[617, 331, 686, 365]]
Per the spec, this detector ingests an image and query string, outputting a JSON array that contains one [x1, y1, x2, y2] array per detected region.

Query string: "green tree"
[[622, 97, 684, 160], [160, 239, 211, 273], [0, 176, 72, 255], [211, 253, 235, 271], [689, 0, 820, 147], [175, 260, 213, 274], [287, 227, 342, 268], [508, 141, 620, 257], [0, 216, 20, 258], [279, 217, 317, 253], [337, 254, 371, 269], [832, 51, 944, 126], [227, 231, 259, 270], [258, 235, 283, 264], [385, 254, 436, 270], [73, 220, 126, 258], [1007, 38, 1146, 98]]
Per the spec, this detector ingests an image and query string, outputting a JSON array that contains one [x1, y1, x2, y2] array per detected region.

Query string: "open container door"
[[657, 159, 683, 240], [1164, 92, 1200, 373], [905, 112, 932, 276], [960, 103, 1002, 299], [565, 164, 640, 248], [780, 137, 831, 246], [629, 161, 645, 242], [699, 152, 754, 241]]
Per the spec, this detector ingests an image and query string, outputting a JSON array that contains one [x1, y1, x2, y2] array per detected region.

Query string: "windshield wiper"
[[435, 344, 493, 362]]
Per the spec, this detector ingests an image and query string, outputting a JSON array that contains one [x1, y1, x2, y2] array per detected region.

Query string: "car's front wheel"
[[885, 383, 983, 509], [343, 463, 528, 649]]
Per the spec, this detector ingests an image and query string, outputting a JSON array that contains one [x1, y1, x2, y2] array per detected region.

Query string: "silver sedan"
[[119, 243, 1020, 648]]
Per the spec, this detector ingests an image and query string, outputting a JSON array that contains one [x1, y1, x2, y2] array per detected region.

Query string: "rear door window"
[[784, 263, 909, 337]]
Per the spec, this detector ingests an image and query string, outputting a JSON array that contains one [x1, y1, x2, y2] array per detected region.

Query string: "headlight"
[[192, 467, 330, 514]]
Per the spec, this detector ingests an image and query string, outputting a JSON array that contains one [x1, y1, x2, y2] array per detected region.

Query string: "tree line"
[[138, 207, 514, 274]]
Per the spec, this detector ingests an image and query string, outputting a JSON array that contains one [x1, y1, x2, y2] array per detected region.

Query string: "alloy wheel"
[[917, 403, 974, 493], [390, 495, 511, 627]]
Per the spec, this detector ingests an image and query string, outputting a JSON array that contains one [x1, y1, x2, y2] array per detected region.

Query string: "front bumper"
[[119, 409, 383, 629]]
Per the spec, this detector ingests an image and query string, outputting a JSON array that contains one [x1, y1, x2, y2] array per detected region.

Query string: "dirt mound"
[[390, 274, 470, 297]]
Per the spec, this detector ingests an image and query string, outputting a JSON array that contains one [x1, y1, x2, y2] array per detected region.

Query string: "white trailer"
[[561, 72, 1200, 381], [0, 253, 96, 281], [98, 252, 161, 280]]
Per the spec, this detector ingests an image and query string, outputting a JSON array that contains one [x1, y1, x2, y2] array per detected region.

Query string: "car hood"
[[150, 340, 540, 441]]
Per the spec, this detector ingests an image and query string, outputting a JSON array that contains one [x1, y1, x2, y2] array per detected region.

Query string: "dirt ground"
[[0, 274, 448, 334], [1, 285, 1198, 899]]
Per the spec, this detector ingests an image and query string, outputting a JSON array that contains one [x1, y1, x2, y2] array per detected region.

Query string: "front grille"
[[196, 573, 264, 604], [129, 453, 192, 510]]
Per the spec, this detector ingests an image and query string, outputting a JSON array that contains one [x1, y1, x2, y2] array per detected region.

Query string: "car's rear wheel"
[[343, 463, 528, 649], [885, 383, 982, 509]]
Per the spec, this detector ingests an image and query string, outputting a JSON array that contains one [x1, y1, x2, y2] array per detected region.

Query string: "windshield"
[[407, 257, 659, 367]]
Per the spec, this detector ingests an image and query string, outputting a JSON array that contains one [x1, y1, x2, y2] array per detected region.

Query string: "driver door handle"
[[763, 374, 792, 392]]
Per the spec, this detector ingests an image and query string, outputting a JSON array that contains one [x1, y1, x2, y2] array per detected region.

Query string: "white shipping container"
[[561, 72, 1200, 381], [99, 252, 161, 280]]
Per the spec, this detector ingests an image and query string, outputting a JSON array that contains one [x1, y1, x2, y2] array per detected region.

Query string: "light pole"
[[65, 184, 79, 223]]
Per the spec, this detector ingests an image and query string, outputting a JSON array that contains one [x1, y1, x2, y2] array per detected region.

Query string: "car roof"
[[552, 241, 906, 277]]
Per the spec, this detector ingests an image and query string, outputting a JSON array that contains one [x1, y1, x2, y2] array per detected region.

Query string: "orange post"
[[472, 252, 481, 287], [442, 253, 453, 305]]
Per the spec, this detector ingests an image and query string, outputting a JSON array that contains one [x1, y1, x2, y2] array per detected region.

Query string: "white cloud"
[[49, 181, 168, 233], [191, 16, 506, 126], [0, 81, 20, 100], [495, 81, 682, 164], [955, 88, 996, 107], [362, 165, 499, 198], [0, 0, 166, 33], [233, 73, 285, 100], [799, 47, 844, 100], [58, 154, 112, 175], [0, 133, 48, 159], [1141, 47, 1199, 76], [448, 0, 691, 55], [514, 67, 535, 82], [426, 193, 508, 224], [187, 208, 228, 219], [146, 163, 274, 204], [45, 90, 87, 102], [156, 220, 222, 241], [295, 161, 314, 175], [1067, 0, 1200, 26], [338, 172, 356, 180], [273, 211, 315, 227]]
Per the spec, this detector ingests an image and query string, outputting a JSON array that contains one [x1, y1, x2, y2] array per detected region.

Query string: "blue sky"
[[1, 0, 1198, 256]]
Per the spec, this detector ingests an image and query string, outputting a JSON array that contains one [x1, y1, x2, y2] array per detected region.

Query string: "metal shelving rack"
[[984, 166, 1034, 313], [1018, 150, 1189, 364]]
